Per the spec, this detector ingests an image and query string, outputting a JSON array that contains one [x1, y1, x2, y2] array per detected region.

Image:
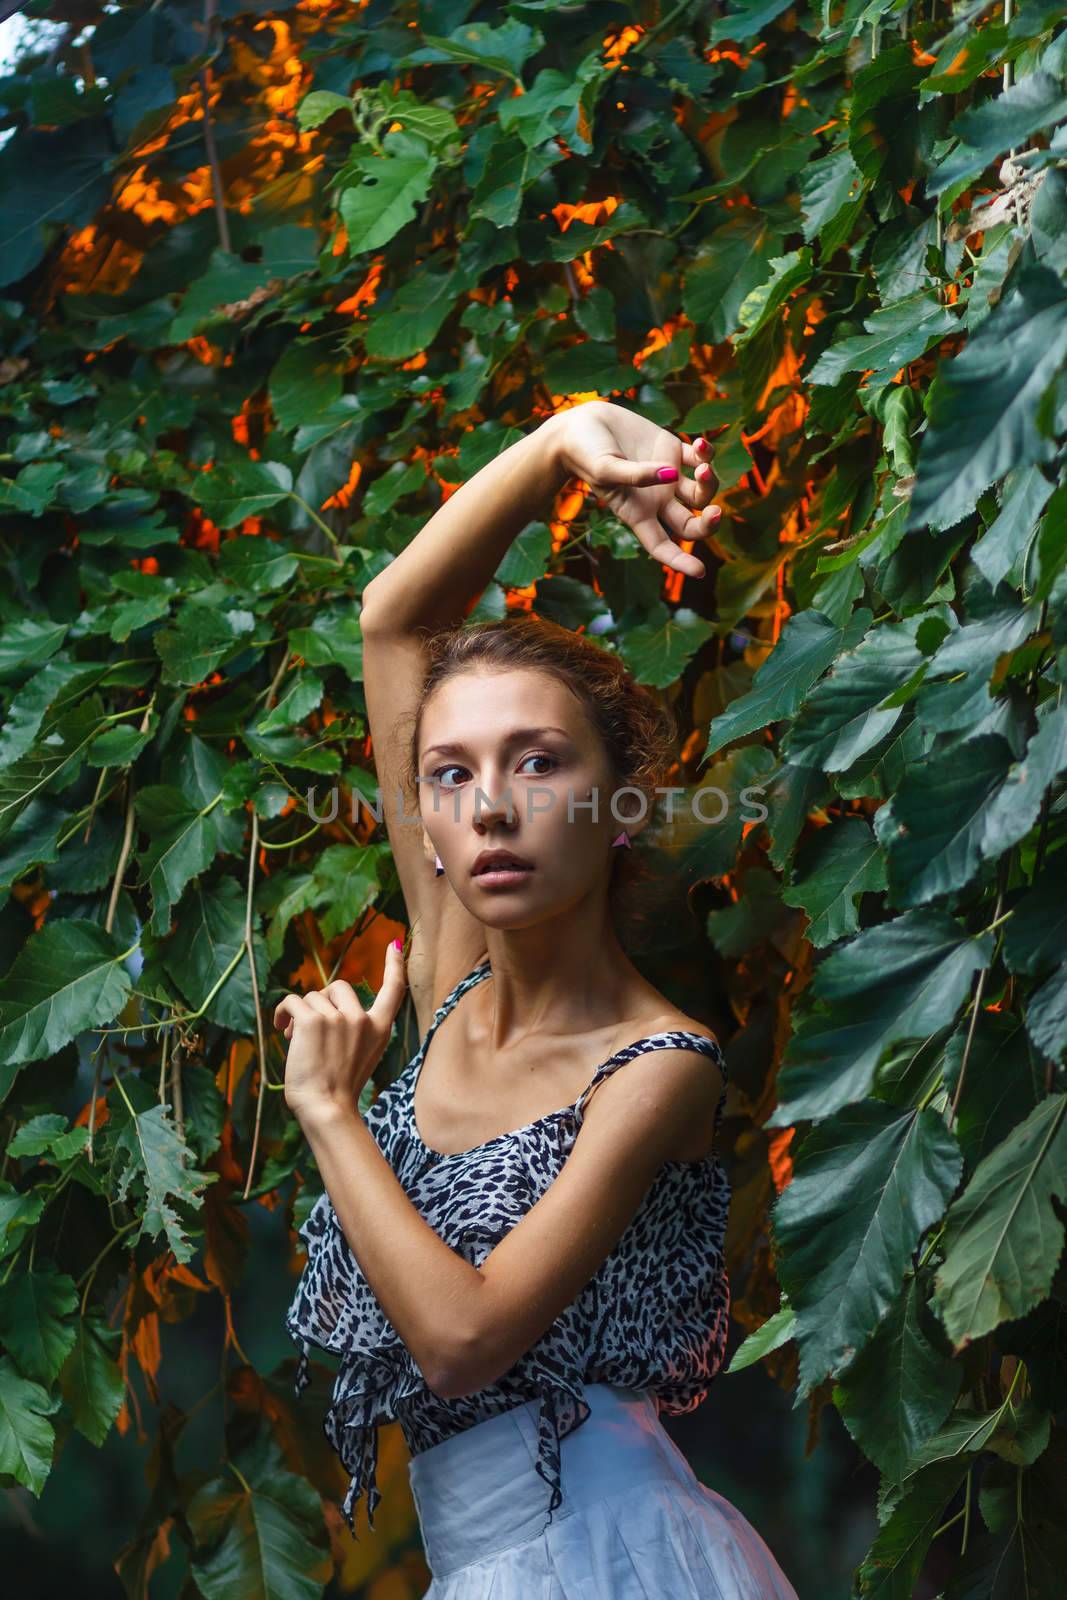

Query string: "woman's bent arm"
[[359, 413, 569, 637], [299, 1101, 484, 1393]]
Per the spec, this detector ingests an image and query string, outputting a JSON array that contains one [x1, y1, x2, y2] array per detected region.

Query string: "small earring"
[[611, 831, 631, 849], [434, 853, 444, 876]]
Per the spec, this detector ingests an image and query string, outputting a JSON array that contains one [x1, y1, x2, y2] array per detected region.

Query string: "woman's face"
[[416, 667, 631, 929]]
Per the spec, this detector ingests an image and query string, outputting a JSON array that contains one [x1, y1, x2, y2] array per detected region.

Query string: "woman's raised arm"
[[359, 412, 571, 636], [357, 405, 722, 1026]]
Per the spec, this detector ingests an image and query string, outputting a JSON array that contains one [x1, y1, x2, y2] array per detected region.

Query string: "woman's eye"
[[432, 764, 467, 788], [520, 753, 557, 776]]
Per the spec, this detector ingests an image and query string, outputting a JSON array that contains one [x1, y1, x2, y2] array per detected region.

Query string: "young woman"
[[279, 401, 798, 1597]]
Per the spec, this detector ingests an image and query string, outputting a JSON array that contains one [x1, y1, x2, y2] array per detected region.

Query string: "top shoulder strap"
[[573, 1029, 728, 1127], [418, 957, 491, 1052]]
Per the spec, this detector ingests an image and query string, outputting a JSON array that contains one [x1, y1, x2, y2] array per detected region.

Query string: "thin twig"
[[170, 1041, 185, 1141], [200, 0, 232, 253], [242, 811, 271, 1200]]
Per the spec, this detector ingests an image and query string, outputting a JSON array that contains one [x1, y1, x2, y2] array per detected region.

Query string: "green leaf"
[[154, 602, 256, 687], [933, 1093, 1067, 1348], [269, 345, 345, 434], [193, 461, 294, 529], [781, 817, 886, 947], [6, 1113, 87, 1164], [709, 0, 795, 44], [907, 265, 1067, 532], [0, 1355, 60, 1496], [971, 463, 1056, 591], [0, 1185, 45, 1259], [799, 143, 866, 251], [110, 1101, 215, 1267], [875, 709, 1067, 907], [59, 1311, 125, 1448], [188, 1429, 331, 1600], [834, 1275, 961, 1482], [162, 875, 268, 1034], [772, 1103, 962, 1396], [617, 606, 713, 689], [807, 292, 960, 389], [337, 153, 436, 256], [705, 608, 871, 760], [0, 1267, 79, 1384], [0, 123, 113, 287], [362, 264, 464, 359], [295, 91, 351, 131], [136, 783, 244, 936], [683, 213, 782, 344], [725, 1300, 795, 1372], [0, 616, 69, 678], [0, 919, 133, 1087], [766, 910, 993, 1127], [856, 1457, 969, 1598], [310, 843, 383, 942], [781, 617, 926, 773], [543, 340, 638, 397], [929, 70, 1067, 199], [289, 601, 363, 680]]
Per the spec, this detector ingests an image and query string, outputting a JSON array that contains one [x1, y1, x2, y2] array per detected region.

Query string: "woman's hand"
[[552, 400, 723, 578], [275, 941, 408, 1129]]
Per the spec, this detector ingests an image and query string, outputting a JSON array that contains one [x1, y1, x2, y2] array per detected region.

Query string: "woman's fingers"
[[304, 991, 343, 1020], [660, 499, 721, 542], [591, 452, 682, 488], [669, 465, 720, 513], [273, 991, 316, 1040], [318, 980, 365, 1022], [630, 516, 707, 577]]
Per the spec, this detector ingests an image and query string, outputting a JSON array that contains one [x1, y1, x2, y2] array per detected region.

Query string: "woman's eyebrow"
[[421, 725, 573, 759]]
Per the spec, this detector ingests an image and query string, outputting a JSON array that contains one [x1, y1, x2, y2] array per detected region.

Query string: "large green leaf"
[[834, 1274, 961, 1482], [0, 123, 114, 287], [192, 461, 294, 529], [188, 1430, 331, 1600], [906, 265, 1067, 532], [933, 1093, 1067, 1349], [136, 784, 243, 936], [161, 875, 269, 1034], [0, 920, 134, 1089], [59, 1311, 126, 1448], [772, 1103, 962, 1396], [780, 617, 926, 773], [875, 708, 1067, 908], [0, 1267, 79, 1385], [337, 152, 437, 256], [766, 910, 993, 1126], [616, 605, 713, 688], [807, 292, 960, 389], [781, 816, 886, 947], [705, 608, 871, 760], [0, 1355, 60, 1496]]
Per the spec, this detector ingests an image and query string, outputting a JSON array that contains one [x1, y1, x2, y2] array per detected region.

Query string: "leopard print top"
[[285, 957, 730, 1539]]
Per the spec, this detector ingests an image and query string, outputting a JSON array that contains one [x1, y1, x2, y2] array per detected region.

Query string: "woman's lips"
[[472, 865, 535, 886]]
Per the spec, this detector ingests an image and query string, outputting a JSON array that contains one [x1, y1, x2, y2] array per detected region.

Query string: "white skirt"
[[407, 1382, 799, 1597]]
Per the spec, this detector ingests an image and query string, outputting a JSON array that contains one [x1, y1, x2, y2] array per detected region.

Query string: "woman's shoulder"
[[622, 990, 721, 1055]]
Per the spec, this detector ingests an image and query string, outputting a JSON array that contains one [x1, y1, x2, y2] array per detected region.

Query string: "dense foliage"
[[0, 0, 1065, 1593]]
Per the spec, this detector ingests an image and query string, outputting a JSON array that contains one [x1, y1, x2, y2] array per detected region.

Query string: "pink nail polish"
[[694, 437, 707, 451], [391, 938, 402, 952], [696, 463, 711, 481], [657, 466, 678, 482]]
